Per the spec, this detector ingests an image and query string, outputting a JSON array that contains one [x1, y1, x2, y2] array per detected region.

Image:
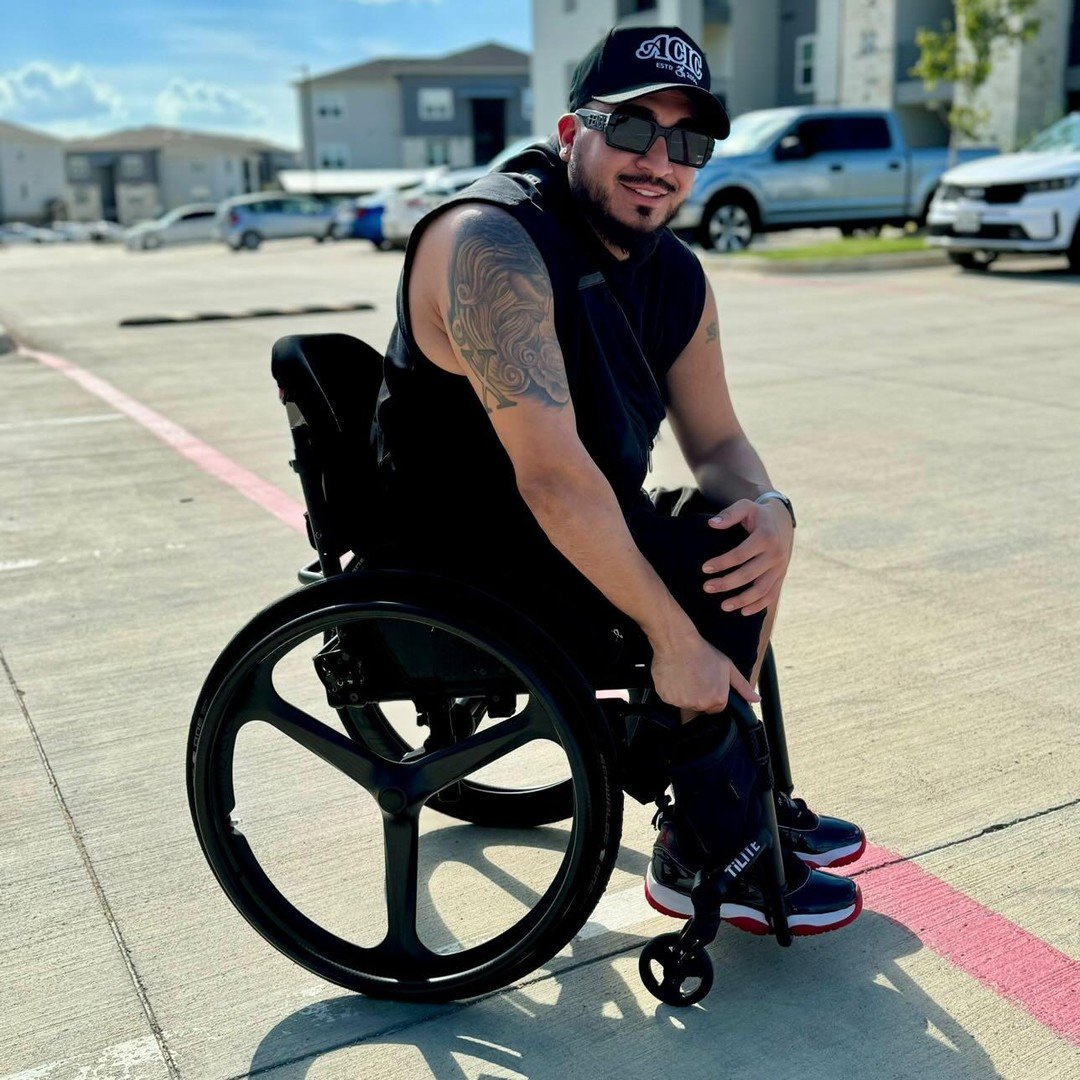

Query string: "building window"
[[315, 92, 345, 120], [521, 87, 533, 123], [794, 34, 816, 94], [120, 154, 144, 180], [859, 30, 877, 56], [317, 143, 350, 169], [190, 159, 207, 174], [20, 182, 29, 200], [68, 156, 91, 180], [426, 138, 451, 166], [418, 87, 454, 122], [564, 0, 577, 10]]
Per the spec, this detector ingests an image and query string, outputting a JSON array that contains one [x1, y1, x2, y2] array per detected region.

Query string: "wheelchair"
[[187, 332, 797, 1006]]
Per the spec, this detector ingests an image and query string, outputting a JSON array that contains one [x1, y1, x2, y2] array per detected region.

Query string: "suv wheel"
[[699, 194, 756, 253], [948, 250, 997, 271], [241, 230, 262, 251]]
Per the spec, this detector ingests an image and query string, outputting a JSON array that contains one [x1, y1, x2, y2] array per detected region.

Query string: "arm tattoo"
[[447, 210, 569, 413], [705, 319, 719, 343]]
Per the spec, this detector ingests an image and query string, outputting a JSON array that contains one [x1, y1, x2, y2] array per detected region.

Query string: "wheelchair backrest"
[[271, 333, 384, 560]]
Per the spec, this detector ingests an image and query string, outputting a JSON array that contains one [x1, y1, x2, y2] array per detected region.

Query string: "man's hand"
[[701, 499, 795, 617], [650, 632, 760, 713]]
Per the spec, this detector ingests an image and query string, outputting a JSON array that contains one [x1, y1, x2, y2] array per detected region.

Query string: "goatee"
[[567, 163, 676, 259]]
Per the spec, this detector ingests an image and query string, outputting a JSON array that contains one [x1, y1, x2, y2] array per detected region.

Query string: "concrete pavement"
[[0, 238, 1077, 1078]]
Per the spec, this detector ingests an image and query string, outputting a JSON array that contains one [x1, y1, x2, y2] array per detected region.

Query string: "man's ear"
[[556, 113, 577, 159]]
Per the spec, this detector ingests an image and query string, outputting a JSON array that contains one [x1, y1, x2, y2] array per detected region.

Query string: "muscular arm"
[[413, 205, 696, 649], [666, 278, 775, 504]]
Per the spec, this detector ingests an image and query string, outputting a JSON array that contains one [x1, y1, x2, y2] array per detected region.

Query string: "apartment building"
[[65, 128, 297, 225], [296, 43, 532, 170], [534, 0, 1080, 151], [0, 119, 66, 224]]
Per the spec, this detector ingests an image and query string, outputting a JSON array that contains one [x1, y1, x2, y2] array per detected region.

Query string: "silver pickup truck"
[[671, 107, 997, 251]]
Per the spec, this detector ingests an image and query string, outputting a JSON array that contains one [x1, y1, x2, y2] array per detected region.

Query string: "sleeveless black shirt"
[[372, 141, 707, 554]]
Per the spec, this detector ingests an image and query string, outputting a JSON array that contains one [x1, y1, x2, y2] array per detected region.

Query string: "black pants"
[[394, 485, 766, 686]]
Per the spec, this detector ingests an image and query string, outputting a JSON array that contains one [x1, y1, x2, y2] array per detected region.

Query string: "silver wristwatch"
[[755, 490, 796, 528]]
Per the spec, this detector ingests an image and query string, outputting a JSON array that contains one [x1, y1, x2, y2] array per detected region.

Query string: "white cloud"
[[0, 62, 122, 124], [155, 79, 266, 130]]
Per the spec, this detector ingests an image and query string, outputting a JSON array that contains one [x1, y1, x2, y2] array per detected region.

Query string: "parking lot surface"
[[1, 238, 1077, 1079]]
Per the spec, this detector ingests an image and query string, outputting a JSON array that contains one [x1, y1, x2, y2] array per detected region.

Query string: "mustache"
[[617, 174, 677, 194]]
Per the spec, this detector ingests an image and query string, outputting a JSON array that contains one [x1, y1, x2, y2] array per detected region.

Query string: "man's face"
[[560, 89, 701, 255]]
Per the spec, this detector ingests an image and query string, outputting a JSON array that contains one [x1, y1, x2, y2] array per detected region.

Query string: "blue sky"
[[1, 0, 532, 148]]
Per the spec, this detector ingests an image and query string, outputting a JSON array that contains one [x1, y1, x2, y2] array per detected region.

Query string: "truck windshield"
[[716, 110, 800, 156], [1023, 113, 1080, 152]]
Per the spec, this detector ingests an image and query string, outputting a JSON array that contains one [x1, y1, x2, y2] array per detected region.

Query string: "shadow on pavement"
[[244, 818, 1004, 1080]]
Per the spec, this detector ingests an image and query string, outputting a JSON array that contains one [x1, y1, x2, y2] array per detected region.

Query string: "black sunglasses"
[[574, 108, 714, 168]]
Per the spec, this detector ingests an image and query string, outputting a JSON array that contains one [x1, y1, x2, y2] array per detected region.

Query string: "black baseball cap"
[[568, 26, 730, 140]]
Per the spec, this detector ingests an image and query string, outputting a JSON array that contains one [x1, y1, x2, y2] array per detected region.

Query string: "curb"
[[119, 300, 375, 328], [0, 322, 15, 355], [707, 250, 947, 275]]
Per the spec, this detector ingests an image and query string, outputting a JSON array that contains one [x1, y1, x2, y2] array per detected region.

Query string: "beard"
[[567, 159, 680, 258]]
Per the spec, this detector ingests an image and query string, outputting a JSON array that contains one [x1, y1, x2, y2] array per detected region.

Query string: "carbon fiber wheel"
[[188, 571, 622, 1001]]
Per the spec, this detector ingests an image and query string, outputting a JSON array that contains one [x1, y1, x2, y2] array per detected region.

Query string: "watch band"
[[755, 490, 796, 528]]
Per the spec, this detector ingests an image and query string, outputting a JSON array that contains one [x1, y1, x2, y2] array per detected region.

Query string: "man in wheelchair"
[[372, 26, 864, 938]]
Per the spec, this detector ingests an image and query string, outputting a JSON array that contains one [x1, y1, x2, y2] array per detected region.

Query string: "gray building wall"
[[398, 73, 531, 138], [0, 136, 66, 223], [306, 78, 403, 168], [775, 0, 818, 107], [728, 0, 781, 115]]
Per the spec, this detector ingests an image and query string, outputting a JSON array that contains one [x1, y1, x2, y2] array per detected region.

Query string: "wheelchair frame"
[[187, 332, 797, 1006]]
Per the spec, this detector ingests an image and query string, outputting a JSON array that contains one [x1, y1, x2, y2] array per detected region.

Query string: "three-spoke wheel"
[[188, 571, 621, 1001]]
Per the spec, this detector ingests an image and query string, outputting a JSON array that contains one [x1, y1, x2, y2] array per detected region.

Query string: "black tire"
[[188, 570, 622, 1002], [698, 192, 757, 252], [639, 933, 714, 1007], [241, 230, 262, 250], [142, 233, 162, 250], [948, 250, 997, 271], [1066, 222, 1080, 272]]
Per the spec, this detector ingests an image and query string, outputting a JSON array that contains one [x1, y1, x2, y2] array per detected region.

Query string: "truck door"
[[834, 115, 906, 218], [759, 116, 850, 224]]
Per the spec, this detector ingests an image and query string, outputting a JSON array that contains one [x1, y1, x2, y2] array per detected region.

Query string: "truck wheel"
[[1066, 223, 1080, 272], [699, 194, 756, 252], [948, 251, 997, 271]]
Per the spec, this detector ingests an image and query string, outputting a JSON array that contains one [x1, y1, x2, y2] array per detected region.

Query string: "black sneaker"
[[645, 808, 862, 936], [775, 792, 866, 870]]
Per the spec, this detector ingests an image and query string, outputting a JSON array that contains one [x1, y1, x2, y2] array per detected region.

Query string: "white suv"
[[927, 113, 1080, 271]]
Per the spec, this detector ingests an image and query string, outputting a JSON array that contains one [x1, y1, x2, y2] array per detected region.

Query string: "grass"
[[735, 235, 930, 261]]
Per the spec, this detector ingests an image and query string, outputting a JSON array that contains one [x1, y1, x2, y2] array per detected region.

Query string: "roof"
[[301, 42, 529, 86], [66, 126, 296, 155], [0, 118, 64, 146]]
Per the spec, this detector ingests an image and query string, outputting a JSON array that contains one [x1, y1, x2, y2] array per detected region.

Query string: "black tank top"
[[372, 140, 707, 554]]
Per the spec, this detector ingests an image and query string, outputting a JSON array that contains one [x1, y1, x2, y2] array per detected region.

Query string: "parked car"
[[331, 190, 388, 247], [124, 203, 219, 251], [926, 112, 1080, 271], [380, 137, 543, 248], [215, 193, 336, 251], [669, 107, 998, 251], [0, 222, 60, 245]]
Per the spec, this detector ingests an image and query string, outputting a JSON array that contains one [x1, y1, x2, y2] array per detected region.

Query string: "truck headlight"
[[1025, 176, 1078, 193]]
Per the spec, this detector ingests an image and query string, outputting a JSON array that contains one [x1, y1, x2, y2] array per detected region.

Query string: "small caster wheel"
[[639, 932, 714, 1007]]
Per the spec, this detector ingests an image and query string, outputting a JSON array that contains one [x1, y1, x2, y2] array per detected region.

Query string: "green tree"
[[910, 0, 1041, 157]]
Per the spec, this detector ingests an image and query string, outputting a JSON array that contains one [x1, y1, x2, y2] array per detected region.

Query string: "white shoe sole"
[[645, 864, 861, 935], [793, 835, 866, 869]]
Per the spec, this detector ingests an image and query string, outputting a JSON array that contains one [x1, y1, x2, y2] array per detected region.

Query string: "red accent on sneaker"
[[643, 881, 691, 920], [789, 882, 863, 937], [798, 833, 868, 870]]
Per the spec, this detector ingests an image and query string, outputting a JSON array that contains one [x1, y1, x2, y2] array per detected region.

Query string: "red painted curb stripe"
[[845, 844, 1080, 1045], [23, 347, 306, 534], [23, 346, 1080, 1045]]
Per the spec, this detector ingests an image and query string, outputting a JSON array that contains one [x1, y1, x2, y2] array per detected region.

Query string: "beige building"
[[533, 0, 1080, 151], [296, 43, 532, 171], [0, 119, 66, 224], [65, 127, 297, 226]]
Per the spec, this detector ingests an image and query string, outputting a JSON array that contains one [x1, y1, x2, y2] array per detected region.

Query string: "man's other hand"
[[701, 499, 794, 617], [650, 633, 759, 714]]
